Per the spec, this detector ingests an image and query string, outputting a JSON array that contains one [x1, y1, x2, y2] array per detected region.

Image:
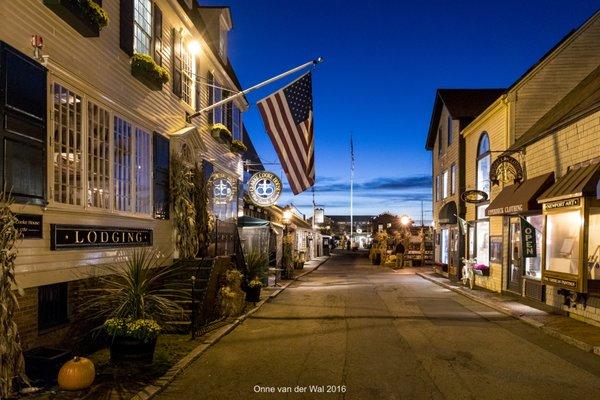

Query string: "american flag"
[[257, 72, 315, 195]]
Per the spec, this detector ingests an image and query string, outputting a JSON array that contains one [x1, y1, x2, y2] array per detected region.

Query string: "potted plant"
[[44, 0, 109, 37], [229, 139, 247, 154], [80, 248, 186, 364], [473, 263, 490, 276], [243, 251, 268, 302], [210, 123, 233, 144], [131, 53, 170, 91]]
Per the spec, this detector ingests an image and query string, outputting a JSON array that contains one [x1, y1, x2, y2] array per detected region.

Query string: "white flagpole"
[[350, 134, 354, 248], [187, 57, 324, 122]]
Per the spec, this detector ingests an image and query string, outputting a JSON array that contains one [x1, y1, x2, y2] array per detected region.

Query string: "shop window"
[[38, 283, 68, 331], [440, 228, 449, 264], [476, 132, 490, 195], [52, 84, 83, 206], [468, 225, 476, 259], [133, 0, 152, 55], [114, 117, 133, 212], [135, 128, 151, 213], [525, 215, 543, 279], [545, 211, 580, 275], [476, 220, 490, 267], [589, 209, 600, 285], [87, 102, 111, 209]]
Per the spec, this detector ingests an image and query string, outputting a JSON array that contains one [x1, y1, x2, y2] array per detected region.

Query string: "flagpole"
[[187, 57, 324, 122], [350, 133, 354, 249]]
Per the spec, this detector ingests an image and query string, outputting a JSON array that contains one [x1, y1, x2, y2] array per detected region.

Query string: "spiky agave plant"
[[79, 248, 187, 327], [244, 250, 269, 282], [0, 191, 28, 397]]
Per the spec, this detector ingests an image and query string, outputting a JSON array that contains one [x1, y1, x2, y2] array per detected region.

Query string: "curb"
[[131, 256, 331, 400], [416, 272, 598, 355]]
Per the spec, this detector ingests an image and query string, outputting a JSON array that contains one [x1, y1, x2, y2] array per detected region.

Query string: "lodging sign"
[[247, 171, 282, 207], [51, 225, 153, 250]]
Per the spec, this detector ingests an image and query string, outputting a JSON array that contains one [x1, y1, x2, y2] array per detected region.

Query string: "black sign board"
[[543, 198, 580, 211], [15, 214, 43, 239], [51, 225, 153, 250], [521, 218, 537, 258]]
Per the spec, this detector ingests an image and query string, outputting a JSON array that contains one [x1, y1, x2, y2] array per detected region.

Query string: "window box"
[[473, 264, 490, 276], [131, 53, 169, 91], [44, 0, 109, 38], [211, 123, 233, 144], [230, 139, 247, 154]]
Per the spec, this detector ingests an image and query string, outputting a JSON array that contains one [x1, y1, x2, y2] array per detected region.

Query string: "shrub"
[[230, 139, 247, 153], [131, 53, 170, 88]]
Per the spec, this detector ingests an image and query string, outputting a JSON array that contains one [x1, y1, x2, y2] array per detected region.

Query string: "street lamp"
[[282, 206, 292, 225]]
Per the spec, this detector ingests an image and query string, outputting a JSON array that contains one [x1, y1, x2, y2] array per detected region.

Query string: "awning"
[[486, 172, 554, 216], [237, 216, 269, 227], [438, 201, 457, 225], [538, 163, 600, 203]]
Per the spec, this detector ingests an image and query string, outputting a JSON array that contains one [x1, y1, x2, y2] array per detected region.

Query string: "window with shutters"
[[133, 0, 152, 55], [153, 4, 163, 65], [52, 84, 83, 206], [114, 117, 132, 212], [87, 102, 111, 209], [207, 72, 214, 122], [182, 44, 194, 105], [135, 128, 151, 213]]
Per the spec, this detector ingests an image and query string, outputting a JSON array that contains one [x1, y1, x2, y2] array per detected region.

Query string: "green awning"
[[237, 216, 269, 227]]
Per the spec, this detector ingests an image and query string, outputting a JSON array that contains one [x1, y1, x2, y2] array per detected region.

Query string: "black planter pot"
[[44, 0, 101, 37], [109, 336, 157, 363], [245, 286, 261, 302]]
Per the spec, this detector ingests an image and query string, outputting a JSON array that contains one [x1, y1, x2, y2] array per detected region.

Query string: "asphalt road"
[[156, 252, 600, 400]]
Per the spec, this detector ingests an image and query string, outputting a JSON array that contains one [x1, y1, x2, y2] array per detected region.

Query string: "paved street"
[[156, 252, 600, 400]]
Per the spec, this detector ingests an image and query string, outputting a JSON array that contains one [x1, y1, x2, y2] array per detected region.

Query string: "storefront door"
[[508, 217, 523, 293], [449, 227, 459, 277]]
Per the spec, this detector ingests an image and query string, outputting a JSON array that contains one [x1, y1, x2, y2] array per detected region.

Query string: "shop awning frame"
[[538, 163, 600, 203], [486, 172, 554, 216]]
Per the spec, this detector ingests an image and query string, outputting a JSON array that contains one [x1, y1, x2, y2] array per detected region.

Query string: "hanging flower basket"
[[211, 123, 233, 144], [230, 139, 247, 154], [44, 0, 109, 37], [131, 53, 170, 91]]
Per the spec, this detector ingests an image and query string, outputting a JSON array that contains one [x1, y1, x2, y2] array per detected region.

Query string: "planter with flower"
[[131, 53, 170, 91], [80, 248, 186, 364], [230, 140, 247, 154], [472, 263, 490, 276], [219, 269, 245, 316], [243, 251, 268, 302], [210, 123, 233, 144], [44, 0, 109, 37]]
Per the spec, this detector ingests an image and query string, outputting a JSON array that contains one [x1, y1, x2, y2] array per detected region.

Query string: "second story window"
[[437, 127, 443, 157], [133, 0, 152, 55], [213, 79, 222, 124], [182, 44, 193, 105], [232, 106, 241, 140], [477, 132, 491, 196], [442, 169, 449, 199], [451, 163, 457, 195]]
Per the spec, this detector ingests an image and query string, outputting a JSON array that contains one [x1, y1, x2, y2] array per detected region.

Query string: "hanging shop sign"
[[15, 213, 43, 239], [543, 198, 580, 211], [521, 219, 537, 258], [51, 225, 153, 250], [210, 173, 235, 205], [247, 171, 282, 207], [490, 154, 523, 186], [461, 190, 489, 204]]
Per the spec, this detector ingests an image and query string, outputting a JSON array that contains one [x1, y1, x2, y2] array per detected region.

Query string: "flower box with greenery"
[[80, 248, 186, 364], [131, 53, 170, 91], [44, 0, 109, 37], [473, 264, 490, 276], [229, 139, 247, 154], [243, 251, 269, 302], [210, 123, 233, 144]]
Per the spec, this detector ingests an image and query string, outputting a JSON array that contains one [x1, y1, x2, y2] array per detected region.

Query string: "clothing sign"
[[521, 219, 537, 258]]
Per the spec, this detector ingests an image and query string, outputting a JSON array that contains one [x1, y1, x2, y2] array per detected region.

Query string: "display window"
[[545, 210, 581, 275]]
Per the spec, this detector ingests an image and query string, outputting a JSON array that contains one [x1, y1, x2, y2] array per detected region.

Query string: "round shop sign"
[[248, 171, 282, 207], [461, 189, 489, 204], [210, 173, 234, 204]]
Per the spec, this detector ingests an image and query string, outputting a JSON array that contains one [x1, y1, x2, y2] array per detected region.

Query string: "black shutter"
[[153, 132, 170, 219], [0, 42, 47, 205], [120, 0, 134, 56], [172, 28, 182, 97], [226, 99, 233, 132], [207, 71, 214, 123], [153, 4, 163, 65], [195, 57, 201, 111]]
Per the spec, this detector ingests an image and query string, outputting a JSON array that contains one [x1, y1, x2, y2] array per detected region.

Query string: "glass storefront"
[[440, 228, 449, 265], [545, 210, 581, 275]]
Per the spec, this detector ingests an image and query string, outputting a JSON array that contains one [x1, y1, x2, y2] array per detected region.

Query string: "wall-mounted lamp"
[[188, 40, 201, 55]]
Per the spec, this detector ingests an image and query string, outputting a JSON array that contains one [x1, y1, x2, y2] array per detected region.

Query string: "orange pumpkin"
[[58, 356, 95, 391]]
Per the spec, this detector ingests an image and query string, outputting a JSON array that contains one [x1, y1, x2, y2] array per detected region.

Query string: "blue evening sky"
[[204, 0, 599, 220]]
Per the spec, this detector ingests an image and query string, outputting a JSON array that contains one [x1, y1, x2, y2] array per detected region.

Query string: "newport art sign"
[[51, 225, 153, 250], [248, 171, 282, 207], [210, 172, 235, 205]]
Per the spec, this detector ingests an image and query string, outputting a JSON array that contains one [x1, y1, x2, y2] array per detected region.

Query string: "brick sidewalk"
[[417, 271, 600, 356]]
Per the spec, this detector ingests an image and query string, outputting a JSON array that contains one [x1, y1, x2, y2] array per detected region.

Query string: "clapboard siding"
[[513, 12, 600, 140], [0, 1, 245, 288]]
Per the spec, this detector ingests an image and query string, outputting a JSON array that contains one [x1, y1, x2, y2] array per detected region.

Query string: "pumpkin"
[[58, 356, 95, 391]]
